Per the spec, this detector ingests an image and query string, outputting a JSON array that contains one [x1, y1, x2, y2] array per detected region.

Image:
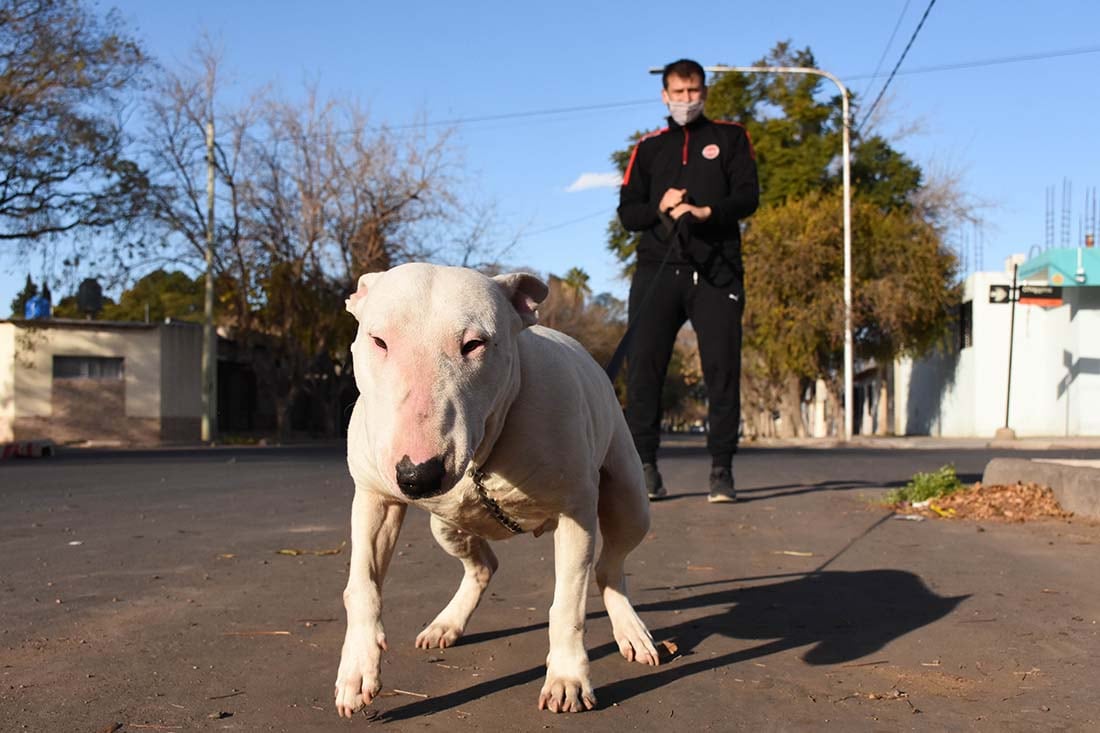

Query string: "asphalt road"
[[2, 439, 1099, 731]]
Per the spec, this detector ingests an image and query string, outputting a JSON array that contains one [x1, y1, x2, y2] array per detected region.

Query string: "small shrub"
[[886, 465, 964, 504]]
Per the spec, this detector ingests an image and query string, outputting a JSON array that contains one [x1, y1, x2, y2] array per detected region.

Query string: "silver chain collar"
[[466, 465, 524, 535]]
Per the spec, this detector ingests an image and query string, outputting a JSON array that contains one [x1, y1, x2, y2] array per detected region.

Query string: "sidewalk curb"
[[983, 457, 1100, 519]]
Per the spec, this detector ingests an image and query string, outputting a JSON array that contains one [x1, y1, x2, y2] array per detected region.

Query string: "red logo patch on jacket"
[[702, 144, 720, 160]]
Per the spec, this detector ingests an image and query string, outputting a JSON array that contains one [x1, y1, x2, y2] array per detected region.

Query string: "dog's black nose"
[[395, 456, 446, 499]]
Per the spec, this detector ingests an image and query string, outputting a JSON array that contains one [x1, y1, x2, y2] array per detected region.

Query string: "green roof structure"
[[1018, 247, 1100, 286]]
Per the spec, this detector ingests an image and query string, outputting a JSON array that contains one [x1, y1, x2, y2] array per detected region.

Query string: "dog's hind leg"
[[595, 428, 660, 667], [416, 514, 499, 649]]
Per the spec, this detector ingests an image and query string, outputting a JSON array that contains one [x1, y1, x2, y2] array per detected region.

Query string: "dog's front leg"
[[334, 490, 407, 718], [539, 505, 597, 713]]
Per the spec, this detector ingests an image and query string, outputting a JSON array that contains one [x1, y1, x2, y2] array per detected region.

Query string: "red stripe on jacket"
[[621, 127, 669, 187], [713, 119, 756, 160]]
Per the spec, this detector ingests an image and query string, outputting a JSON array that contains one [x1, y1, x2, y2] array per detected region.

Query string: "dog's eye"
[[461, 339, 486, 356], [372, 336, 388, 352]]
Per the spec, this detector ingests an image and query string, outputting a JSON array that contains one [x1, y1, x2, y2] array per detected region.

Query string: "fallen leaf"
[[928, 503, 956, 518], [660, 639, 679, 655], [276, 543, 345, 557]]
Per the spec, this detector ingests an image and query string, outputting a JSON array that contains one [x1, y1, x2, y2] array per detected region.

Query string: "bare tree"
[[0, 0, 148, 243], [144, 52, 493, 437]]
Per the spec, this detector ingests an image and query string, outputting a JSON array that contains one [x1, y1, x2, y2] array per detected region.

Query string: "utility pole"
[[201, 117, 218, 443]]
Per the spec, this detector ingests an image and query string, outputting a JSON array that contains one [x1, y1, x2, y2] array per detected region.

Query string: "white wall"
[[11, 324, 162, 419], [0, 323, 14, 442], [898, 271, 1100, 437]]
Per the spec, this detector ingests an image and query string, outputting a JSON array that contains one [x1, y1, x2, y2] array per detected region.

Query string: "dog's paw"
[[334, 626, 388, 718], [613, 612, 660, 666], [605, 594, 660, 666], [415, 620, 463, 649], [538, 673, 596, 713]]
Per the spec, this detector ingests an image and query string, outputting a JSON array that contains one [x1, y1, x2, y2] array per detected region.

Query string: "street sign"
[[1019, 284, 1063, 307], [989, 284, 1013, 303], [988, 284, 1064, 306]]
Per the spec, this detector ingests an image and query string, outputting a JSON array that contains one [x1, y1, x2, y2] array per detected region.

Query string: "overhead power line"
[[520, 208, 614, 239], [212, 42, 1099, 147], [857, 0, 938, 131], [860, 0, 913, 100], [844, 44, 1100, 81]]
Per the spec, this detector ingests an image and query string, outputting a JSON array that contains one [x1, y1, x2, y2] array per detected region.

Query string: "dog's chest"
[[421, 471, 555, 540]]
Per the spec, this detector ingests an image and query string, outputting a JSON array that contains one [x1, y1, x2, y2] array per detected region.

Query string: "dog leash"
[[603, 213, 695, 382]]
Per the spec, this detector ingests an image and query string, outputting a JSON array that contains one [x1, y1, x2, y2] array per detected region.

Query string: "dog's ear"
[[346, 272, 382, 318], [493, 272, 549, 328]]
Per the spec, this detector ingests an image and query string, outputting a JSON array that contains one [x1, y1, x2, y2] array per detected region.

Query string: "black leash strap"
[[604, 213, 694, 381]]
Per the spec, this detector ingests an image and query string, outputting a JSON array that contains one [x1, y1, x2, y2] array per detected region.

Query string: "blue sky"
[[4, 0, 1100, 309]]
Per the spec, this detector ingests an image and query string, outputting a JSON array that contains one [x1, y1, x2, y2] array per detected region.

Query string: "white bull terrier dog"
[[334, 263, 658, 717]]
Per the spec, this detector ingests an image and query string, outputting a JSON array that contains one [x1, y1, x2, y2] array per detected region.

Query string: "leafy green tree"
[[0, 0, 149, 242], [99, 269, 204, 322], [705, 41, 923, 211], [9, 274, 37, 317], [51, 293, 116, 319], [741, 191, 959, 430]]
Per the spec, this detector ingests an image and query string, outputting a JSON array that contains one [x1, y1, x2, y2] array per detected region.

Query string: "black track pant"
[[624, 262, 744, 467]]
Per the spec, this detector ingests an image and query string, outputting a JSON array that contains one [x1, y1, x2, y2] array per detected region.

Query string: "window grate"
[[53, 356, 125, 380]]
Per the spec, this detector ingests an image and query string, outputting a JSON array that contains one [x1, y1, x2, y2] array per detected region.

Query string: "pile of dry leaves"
[[895, 482, 1072, 522]]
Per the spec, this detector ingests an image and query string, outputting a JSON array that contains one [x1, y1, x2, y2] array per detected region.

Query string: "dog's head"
[[346, 263, 548, 500]]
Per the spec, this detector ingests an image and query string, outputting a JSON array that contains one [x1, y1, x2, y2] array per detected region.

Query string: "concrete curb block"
[[1, 440, 57, 460], [983, 457, 1100, 519]]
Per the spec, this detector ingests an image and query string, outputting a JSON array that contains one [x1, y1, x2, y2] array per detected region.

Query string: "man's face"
[[662, 73, 706, 105]]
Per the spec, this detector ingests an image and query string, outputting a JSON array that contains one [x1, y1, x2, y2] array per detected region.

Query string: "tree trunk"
[[776, 374, 804, 438]]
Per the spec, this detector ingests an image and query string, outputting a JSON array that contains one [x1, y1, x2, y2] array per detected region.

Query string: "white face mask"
[[668, 99, 704, 126]]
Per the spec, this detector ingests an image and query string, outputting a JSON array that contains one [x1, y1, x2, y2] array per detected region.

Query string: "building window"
[[957, 301, 973, 350], [53, 356, 125, 380]]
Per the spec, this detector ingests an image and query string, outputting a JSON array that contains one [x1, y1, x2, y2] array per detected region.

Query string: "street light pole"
[[201, 117, 217, 443], [702, 65, 854, 440]]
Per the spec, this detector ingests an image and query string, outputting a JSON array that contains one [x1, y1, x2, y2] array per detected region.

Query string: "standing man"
[[617, 58, 759, 503]]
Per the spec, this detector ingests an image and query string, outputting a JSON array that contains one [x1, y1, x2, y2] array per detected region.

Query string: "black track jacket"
[[618, 115, 759, 283]]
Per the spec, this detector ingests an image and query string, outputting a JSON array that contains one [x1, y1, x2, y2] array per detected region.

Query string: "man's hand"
[[669, 203, 712, 222], [659, 188, 687, 214]]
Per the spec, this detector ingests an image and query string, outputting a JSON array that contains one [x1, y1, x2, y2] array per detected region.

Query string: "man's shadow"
[[379, 566, 967, 721]]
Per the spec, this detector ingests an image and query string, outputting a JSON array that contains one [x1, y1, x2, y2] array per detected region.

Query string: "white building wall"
[[11, 324, 162, 419], [1067, 288, 1100, 434], [0, 323, 14, 442], [897, 269, 1100, 437]]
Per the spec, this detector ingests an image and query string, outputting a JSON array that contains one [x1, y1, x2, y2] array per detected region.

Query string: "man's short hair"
[[662, 59, 706, 89]]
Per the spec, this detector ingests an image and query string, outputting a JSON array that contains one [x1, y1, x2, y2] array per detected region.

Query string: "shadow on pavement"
[[379, 568, 967, 721], [660, 478, 910, 504], [660, 473, 982, 504]]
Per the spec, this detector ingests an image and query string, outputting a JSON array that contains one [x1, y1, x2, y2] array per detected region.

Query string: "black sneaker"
[[708, 466, 736, 503], [643, 463, 667, 500]]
